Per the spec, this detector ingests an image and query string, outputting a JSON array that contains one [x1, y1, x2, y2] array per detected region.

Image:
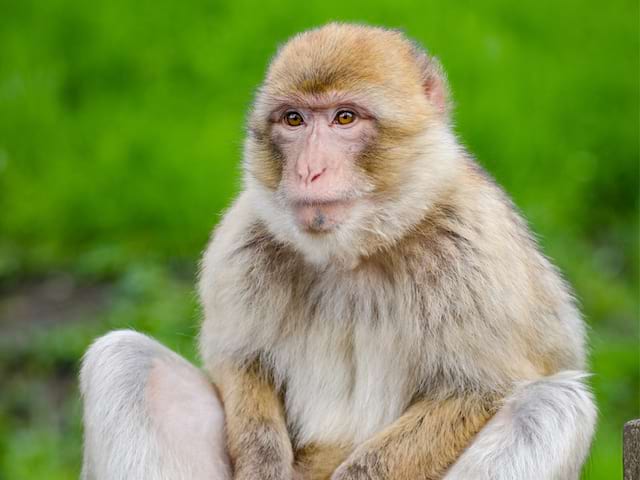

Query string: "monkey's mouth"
[[293, 200, 353, 234]]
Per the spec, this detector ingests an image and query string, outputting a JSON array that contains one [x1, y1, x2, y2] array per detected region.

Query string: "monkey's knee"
[[80, 330, 163, 478], [145, 347, 229, 478], [80, 328, 217, 428], [80, 329, 160, 402], [444, 371, 596, 480], [80, 330, 230, 480]]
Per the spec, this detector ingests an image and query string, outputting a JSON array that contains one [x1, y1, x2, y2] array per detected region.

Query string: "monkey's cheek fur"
[[293, 200, 353, 234]]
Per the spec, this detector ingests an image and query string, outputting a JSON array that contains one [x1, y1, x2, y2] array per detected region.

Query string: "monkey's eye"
[[284, 111, 304, 127], [334, 110, 356, 125]]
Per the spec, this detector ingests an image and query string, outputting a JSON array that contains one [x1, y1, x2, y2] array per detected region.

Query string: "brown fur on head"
[[244, 23, 459, 266], [247, 23, 449, 191]]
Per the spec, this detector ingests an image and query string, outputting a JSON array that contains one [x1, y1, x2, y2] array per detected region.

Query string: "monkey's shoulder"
[[388, 188, 530, 277]]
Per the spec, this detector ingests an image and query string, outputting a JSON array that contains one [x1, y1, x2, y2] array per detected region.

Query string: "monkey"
[[80, 23, 596, 480]]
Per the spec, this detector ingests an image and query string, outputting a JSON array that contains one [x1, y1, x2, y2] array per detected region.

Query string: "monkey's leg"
[[331, 395, 496, 480], [444, 371, 596, 480], [80, 330, 230, 480], [215, 362, 295, 480]]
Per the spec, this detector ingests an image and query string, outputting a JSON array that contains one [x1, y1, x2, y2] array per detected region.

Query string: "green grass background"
[[0, 0, 638, 478]]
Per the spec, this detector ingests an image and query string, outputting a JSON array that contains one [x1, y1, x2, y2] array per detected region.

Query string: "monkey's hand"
[[234, 458, 295, 480], [331, 395, 496, 480], [215, 362, 296, 480], [330, 448, 383, 480], [232, 430, 296, 480]]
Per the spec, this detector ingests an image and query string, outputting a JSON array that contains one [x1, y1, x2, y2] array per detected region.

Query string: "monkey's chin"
[[293, 200, 353, 234]]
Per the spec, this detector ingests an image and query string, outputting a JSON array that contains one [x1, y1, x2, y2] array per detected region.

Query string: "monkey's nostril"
[[310, 168, 326, 183]]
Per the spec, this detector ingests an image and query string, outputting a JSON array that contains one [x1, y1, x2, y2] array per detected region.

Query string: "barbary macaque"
[[80, 23, 596, 480]]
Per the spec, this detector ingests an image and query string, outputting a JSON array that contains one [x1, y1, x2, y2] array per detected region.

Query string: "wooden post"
[[624, 419, 640, 480]]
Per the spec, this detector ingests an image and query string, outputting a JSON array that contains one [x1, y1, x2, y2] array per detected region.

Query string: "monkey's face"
[[244, 24, 453, 264], [266, 100, 377, 234]]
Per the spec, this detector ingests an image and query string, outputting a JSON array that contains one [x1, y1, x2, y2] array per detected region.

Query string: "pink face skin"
[[270, 101, 377, 234]]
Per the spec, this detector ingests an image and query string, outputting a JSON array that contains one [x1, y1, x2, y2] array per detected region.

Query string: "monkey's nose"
[[309, 168, 326, 183], [298, 167, 327, 185]]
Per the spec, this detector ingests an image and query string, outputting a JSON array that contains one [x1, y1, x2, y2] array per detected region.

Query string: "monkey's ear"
[[415, 52, 450, 115]]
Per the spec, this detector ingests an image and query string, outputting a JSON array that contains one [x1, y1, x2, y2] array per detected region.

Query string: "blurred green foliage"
[[0, 0, 637, 478]]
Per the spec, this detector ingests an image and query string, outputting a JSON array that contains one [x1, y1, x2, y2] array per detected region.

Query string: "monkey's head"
[[245, 23, 462, 266]]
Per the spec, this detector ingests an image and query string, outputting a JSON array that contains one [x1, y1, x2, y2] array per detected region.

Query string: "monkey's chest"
[[272, 320, 416, 446]]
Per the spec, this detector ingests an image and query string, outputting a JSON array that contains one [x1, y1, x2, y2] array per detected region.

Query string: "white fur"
[[445, 371, 597, 480], [80, 330, 230, 480], [273, 305, 421, 445]]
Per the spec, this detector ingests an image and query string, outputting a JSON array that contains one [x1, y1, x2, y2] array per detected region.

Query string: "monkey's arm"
[[216, 362, 295, 480], [332, 395, 496, 480]]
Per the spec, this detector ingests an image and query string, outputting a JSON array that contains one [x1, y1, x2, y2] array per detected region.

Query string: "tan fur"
[[214, 362, 294, 480], [294, 443, 352, 480], [334, 395, 498, 480], [199, 23, 589, 479]]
